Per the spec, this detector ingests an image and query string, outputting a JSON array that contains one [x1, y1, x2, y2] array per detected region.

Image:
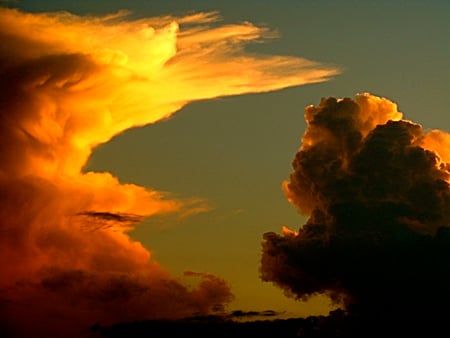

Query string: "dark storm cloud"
[[261, 93, 450, 320]]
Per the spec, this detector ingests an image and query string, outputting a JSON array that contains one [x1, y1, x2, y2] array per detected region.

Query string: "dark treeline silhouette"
[[95, 310, 447, 338]]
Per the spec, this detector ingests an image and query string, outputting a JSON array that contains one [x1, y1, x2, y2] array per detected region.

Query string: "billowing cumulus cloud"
[[261, 93, 450, 320], [0, 7, 339, 338]]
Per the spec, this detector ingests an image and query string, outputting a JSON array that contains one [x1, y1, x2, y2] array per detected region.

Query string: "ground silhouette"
[[94, 310, 447, 338]]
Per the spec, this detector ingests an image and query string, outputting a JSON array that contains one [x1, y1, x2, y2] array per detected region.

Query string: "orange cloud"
[[0, 7, 339, 337]]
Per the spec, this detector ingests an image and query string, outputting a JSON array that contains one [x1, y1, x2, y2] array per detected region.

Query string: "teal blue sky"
[[12, 0, 449, 317]]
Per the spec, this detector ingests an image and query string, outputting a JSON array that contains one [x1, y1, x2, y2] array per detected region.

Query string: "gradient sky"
[[7, 0, 450, 322]]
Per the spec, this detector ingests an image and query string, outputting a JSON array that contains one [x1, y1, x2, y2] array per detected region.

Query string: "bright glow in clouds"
[[0, 7, 339, 337]]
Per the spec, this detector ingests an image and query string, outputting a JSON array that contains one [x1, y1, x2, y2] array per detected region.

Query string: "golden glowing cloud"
[[0, 7, 339, 337], [420, 130, 450, 178]]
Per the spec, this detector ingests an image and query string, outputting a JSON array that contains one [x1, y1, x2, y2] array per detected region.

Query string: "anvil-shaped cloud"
[[0, 7, 339, 337]]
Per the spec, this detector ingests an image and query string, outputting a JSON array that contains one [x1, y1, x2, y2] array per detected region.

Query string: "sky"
[[0, 1, 448, 337]]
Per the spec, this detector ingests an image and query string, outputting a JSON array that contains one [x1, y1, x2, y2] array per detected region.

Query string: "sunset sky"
[[1, 1, 449, 337]]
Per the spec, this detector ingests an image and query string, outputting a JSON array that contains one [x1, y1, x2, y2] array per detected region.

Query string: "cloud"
[[0, 7, 339, 337], [261, 93, 450, 320]]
